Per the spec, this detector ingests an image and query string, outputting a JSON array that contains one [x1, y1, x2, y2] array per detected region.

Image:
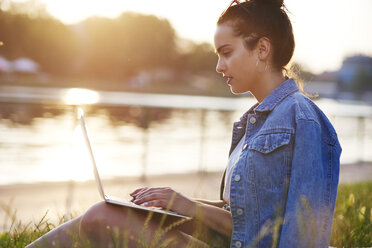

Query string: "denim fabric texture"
[[223, 78, 342, 248]]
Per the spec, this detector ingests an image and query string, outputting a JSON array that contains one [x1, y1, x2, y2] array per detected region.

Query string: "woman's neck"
[[252, 71, 286, 103]]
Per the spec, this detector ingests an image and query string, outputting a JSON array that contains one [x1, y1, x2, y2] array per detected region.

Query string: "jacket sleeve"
[[278, 118, 340, 247]]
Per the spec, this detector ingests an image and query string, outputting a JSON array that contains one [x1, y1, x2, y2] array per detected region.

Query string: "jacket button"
[[242, 144, 248, 150], [249, 117, 256, 124], [235, 241, 242, 248], [237, 208, 244, 215], [234, 174, 241, 182]]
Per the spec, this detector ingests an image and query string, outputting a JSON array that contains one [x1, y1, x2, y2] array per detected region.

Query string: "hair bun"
[[254, 0, 284, 8]]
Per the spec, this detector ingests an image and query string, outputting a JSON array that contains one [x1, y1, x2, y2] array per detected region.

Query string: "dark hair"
[[217, 0, 295, 72]]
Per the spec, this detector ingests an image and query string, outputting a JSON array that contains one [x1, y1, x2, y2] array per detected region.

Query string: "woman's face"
[[214, 23, 259, 95]]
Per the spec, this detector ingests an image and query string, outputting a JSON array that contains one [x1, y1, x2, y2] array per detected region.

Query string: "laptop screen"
[[78, 108, 106, 200]]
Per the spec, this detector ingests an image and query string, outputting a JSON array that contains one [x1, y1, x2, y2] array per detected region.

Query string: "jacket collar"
[[228, 78, 299, 156], [254, 78, 299, 113]]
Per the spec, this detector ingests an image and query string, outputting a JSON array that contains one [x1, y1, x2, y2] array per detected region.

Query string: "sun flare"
[[63, 88, 100, 105], [37, 125, 93, 183]]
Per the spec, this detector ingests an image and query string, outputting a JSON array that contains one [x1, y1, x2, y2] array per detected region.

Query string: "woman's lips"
[[226, 77, 232, 85], [224, 76, 232, 85]]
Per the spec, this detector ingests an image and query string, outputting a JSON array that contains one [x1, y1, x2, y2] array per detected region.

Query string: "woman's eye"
[[222, 51, 231, 57]]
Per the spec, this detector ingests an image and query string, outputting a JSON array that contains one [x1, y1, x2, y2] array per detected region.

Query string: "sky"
[[10, 0, 372, 74]]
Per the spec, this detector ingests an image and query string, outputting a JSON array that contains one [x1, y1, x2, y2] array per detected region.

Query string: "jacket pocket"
[[249, 132, 292, 154], [247, 130, 293, 190]]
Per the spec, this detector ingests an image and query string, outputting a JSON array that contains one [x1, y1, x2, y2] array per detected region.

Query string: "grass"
[[0, 205, 69, 248], [1, 182, 371, 248], [330, 181, 372, 247]]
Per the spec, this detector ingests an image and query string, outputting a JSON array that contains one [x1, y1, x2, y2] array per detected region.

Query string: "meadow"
[[1, 181, 371, 247]]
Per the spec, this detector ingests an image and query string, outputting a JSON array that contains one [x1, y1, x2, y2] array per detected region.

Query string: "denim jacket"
[[221, 78, 342, 248]]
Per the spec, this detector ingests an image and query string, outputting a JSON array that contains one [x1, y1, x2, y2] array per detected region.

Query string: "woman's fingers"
[[131, 187, 180, 211], [132, 187, 172, 199], [131, 187, 169, 196], [142, 199, 167, 208], [130, 187, 148, 196], [133, 188, 175, 206], [130, 187, 197, 217]]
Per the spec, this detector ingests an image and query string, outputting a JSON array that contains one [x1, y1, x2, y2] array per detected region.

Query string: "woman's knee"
[[79, 202, 190, 246], [79, 201, 153, 246], [80, 201, 118, 237]]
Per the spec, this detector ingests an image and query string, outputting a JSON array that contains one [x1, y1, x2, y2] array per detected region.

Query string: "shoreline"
[[1, 162, 371, 188], [0, 170, 225, 191], [0, 171, 224, 231], [1, 164, 372, 232]]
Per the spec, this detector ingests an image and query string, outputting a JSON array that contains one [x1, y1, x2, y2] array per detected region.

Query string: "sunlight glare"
[[63, 88, 100, 105], [37, 124, 93, 183], [60, 125, 92, 182]]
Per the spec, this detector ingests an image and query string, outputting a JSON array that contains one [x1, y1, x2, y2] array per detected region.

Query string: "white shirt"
[[223, 134, 246, 204]]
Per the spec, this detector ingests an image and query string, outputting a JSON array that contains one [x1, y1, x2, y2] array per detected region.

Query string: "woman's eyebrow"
[[215, 44, 231, 54]]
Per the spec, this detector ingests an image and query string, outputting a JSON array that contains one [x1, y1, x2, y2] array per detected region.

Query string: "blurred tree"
[[178, 42, 217, 73], [0, 0, 50, 18], [78, 12, 177, 79], [0, 2, 78, 75], [0, 1, 220, 91]]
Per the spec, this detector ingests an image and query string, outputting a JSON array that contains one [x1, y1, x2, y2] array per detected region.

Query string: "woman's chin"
[[230, 87, 250, 95]]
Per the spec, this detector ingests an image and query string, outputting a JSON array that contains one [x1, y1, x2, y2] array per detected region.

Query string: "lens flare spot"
[[63, 88, 99, 105]]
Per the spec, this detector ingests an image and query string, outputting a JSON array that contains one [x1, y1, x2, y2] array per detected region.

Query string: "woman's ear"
[[256, 37, 271, 60]]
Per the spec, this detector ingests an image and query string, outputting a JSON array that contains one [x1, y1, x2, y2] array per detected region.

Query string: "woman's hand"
[[130, 187, 233, 236], [130, 187, 197, 217]]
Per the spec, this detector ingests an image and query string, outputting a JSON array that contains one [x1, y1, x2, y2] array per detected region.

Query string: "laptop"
[[78, 108, 189, 220]]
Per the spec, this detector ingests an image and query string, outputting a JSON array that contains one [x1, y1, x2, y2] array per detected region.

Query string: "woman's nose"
[[216, 59, 226, 74]]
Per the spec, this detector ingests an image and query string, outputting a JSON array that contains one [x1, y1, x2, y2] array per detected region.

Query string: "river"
[[0, 86, 371, 185]]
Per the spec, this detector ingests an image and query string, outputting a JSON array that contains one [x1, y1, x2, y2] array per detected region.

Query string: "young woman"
[[27, 0, 341, 247]]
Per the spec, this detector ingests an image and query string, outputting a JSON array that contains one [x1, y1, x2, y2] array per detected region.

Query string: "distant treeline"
[[0, 2, 217, 79]]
